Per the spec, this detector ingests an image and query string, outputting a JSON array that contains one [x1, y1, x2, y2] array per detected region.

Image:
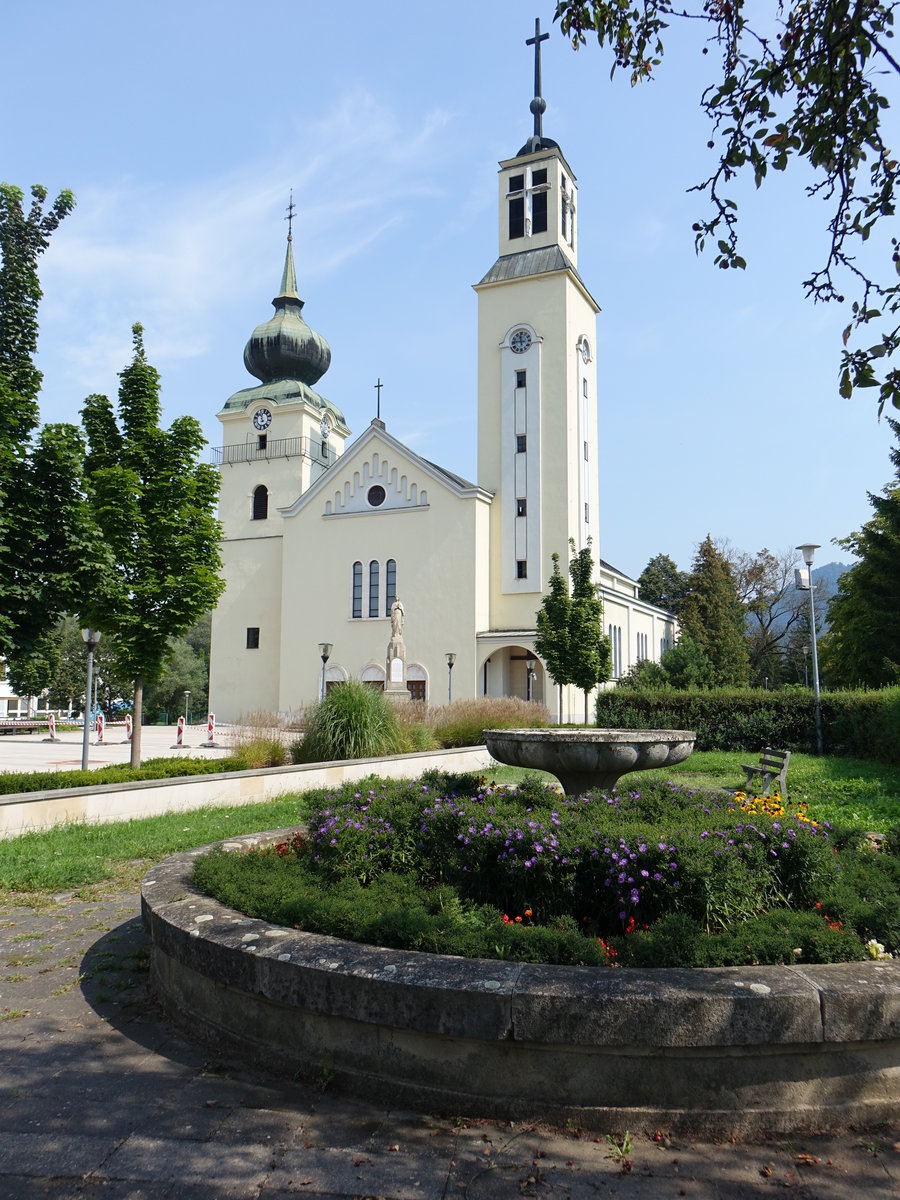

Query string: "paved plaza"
[[0, 883, 898, 1198], [0, 725, 235, 777]]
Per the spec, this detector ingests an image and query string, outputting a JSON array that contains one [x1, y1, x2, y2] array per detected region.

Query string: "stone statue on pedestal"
[[384, 596, 410, 703]]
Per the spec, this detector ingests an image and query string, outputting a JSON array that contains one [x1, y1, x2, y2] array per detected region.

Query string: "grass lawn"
[[0, 752, 897, 900]]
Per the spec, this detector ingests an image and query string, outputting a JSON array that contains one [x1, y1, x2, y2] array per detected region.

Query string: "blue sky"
[[4, 1, 896, 579]]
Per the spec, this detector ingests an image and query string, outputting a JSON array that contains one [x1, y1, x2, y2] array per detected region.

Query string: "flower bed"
[[192, 772, 900, 968]]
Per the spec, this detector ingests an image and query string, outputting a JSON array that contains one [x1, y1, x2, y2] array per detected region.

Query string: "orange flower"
[[515, 915, 522, 923], [524, 908, 532, 917]]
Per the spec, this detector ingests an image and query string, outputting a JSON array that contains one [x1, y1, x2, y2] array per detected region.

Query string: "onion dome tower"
[[220, 213, 347, 432]]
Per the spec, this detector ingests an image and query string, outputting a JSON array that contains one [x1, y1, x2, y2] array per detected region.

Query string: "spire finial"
[[526, 17, 550, 142], [285, 190, 296, 242]]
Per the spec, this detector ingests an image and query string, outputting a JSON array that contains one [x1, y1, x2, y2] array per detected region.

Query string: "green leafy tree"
[[535, 552, 571, 723], [0, 182, 94, 692], [555, 1, 900, 416], [820, 417, 900, 685], [680, 535, 750, 686], [535, 539, 611, 723], [637, 553, 689, 615], [81, 324, 224, 766], [143, 634, 211, 721]]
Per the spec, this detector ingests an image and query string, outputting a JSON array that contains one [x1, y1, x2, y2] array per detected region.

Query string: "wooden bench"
[[0, 720, 46, 735], [737, 747, 791, 802]]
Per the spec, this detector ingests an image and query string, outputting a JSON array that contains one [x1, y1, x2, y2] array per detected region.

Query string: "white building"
[[208, 27, 676, 722]]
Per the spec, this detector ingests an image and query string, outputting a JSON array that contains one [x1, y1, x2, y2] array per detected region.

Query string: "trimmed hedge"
[[594, 686, 900, 764]]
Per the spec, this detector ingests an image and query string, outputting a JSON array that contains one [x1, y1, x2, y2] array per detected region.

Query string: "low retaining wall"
[[144, 832, 900, 1138], [0, 747, 493, 838]]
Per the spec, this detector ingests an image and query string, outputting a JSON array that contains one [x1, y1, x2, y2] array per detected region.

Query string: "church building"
[[208, 20, 676, 723]]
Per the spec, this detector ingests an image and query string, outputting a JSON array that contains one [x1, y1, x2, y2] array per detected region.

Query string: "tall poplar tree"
[[535, 539, 611, 723], [568, 539, 612, 723], [680, 535, 750, 687], [535, 552, 571, 723], [81, 324, 224, 766], [0, 182, 94, 695], [820, 418, 900, 686]]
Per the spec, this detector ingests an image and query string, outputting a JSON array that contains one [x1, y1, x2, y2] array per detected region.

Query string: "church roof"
[[599, 557, 636, 583], [421, 458, 477, 490], [476, 245, 600, 310]]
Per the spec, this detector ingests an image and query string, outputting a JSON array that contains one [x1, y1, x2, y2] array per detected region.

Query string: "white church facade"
[[208, 23, 676, 723]]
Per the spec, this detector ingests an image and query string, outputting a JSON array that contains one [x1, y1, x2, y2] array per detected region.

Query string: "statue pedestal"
[[385, 636, 410, 704]]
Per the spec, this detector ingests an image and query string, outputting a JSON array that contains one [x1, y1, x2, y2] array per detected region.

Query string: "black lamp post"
[[319, 642, 333, 700], [80, 628, 101, 771], [526, 654, 535, 702], [446, 652, 455, 703]]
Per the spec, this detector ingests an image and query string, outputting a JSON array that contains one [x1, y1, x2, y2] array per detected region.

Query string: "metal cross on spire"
[[374, 377, 383, 420], [285, 190, 296, 242], [526, 16, 550, 142]]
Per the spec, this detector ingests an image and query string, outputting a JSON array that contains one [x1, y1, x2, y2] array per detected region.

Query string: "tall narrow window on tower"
[[508, 174, 525, 239], [531, 168, 548, 233]]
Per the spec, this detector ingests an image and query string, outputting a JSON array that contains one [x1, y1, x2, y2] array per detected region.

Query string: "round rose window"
[[367, 485, 386, 507]]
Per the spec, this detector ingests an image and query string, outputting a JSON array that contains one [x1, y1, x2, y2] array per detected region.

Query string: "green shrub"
[[431, 697, 550, 748], [291, 681, 402, 763], [594, 686, 900, 763], [0, 755, 241, 797]]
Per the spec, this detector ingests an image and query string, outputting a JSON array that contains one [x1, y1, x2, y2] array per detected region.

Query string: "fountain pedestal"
[[483, 728, 696, 795]]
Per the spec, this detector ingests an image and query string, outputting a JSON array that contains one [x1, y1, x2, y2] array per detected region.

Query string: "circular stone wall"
[[142, 833, 900, 1137]]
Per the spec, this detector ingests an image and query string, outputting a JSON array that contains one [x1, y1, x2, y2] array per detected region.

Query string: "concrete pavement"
[[1, 884, 899, 1198]]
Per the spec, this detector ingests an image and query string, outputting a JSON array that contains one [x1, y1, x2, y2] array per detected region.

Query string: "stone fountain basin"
[[483, 727, 696, 795]]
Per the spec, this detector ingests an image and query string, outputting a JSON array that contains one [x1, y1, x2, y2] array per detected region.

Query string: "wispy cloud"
[[36, 91, 453, 414]]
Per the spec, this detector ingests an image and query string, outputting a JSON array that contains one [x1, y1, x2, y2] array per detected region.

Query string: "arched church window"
[[352, 562, 362, 618], [252, 485, 268, 521], [385, 559, 397, 617], [368, 561, 380, 618]]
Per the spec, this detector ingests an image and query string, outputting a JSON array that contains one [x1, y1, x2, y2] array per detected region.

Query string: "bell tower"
[[475, 18, 601, 631]]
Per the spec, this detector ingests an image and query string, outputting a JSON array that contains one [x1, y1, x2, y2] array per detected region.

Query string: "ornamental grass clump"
[[292, 680, 402, 764], [193, 772, 900, 967]]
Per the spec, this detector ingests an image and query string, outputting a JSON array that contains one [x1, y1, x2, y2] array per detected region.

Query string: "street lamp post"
[[319, 643, 333, 701], [526, 654, 535, 702], [796, 544, 824, 755], [446, 653, 455, 703], [80, 629, 102, 772], [184, 690, 191, 725]]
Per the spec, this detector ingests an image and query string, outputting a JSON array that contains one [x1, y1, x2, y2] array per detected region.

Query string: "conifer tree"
[[81, 324, 224, 766], [820, 419, 900, 686], [680, 535, 750, 687]]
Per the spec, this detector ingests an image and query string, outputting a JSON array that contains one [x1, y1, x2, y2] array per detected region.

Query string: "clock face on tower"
[[581, 339, 591, 364], [320, 414, 331, 439], [252, 407, 272, 431], [510, 328, 532, 354]]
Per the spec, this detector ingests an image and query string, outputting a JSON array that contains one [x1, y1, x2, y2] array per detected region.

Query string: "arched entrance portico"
[[477, 639, 545, 706]]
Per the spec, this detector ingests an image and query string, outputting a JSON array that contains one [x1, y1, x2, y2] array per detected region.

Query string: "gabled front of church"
[[208, 22, 677, 722]]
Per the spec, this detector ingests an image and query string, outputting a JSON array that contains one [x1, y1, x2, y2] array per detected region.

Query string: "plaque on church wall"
[[390, 658, 403, 683]]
